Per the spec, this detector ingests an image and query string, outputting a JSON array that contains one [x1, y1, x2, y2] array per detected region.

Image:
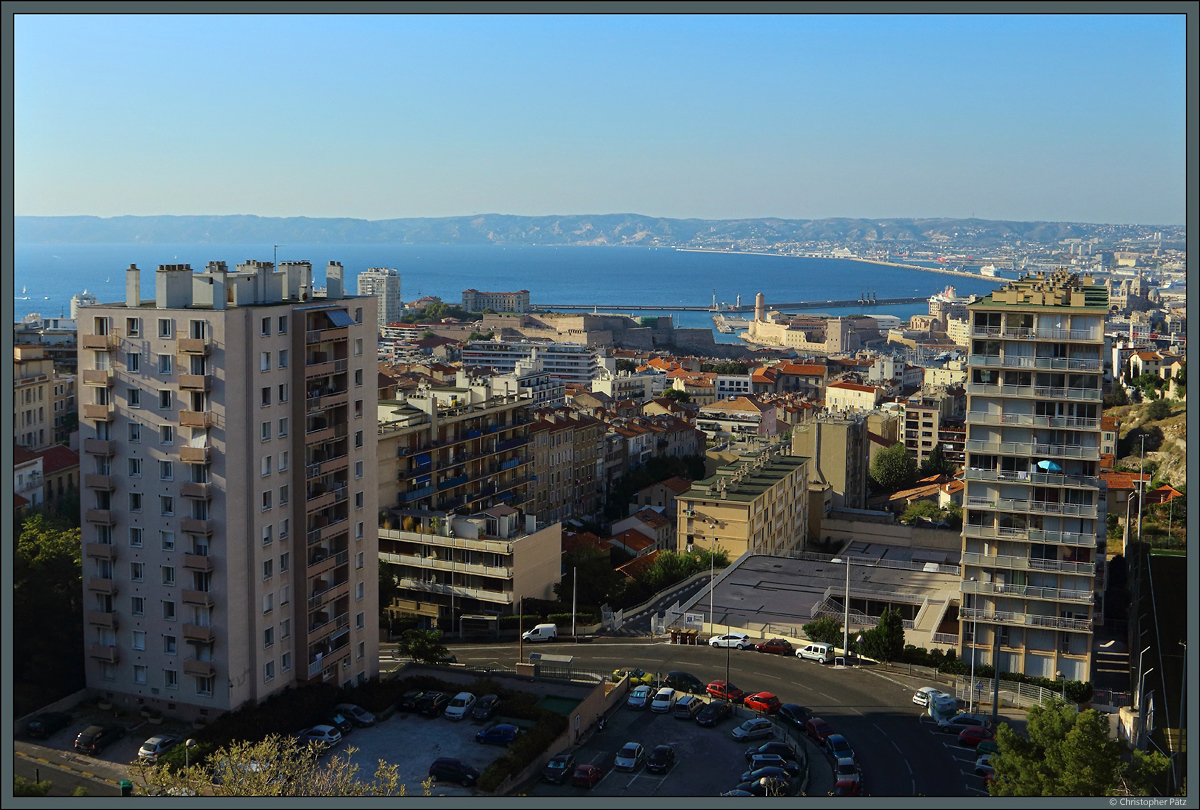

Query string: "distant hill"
[[13, 213, 1173, 247]]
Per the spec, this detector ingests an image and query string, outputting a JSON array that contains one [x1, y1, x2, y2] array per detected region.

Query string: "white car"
[[912, 687, 948, 707], [301, 724, 342, 747], [444, 692, 477, 720], [834, 756, 861, 784], [709, 633, 752, 649], [650, 687, 677, 713], [138, 735, 179, 764], [975, 753, 994, 777], [731, 717, 775, 742]]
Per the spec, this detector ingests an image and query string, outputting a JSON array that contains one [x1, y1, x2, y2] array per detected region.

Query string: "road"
[[442, 637, 1012, 797], [14, 745, 123, 797]]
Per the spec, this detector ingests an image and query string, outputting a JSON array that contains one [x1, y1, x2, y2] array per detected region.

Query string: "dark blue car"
[[475, 723, 520, 746]]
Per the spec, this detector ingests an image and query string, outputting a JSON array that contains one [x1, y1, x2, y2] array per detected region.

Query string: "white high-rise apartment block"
[[961, 270, 1107, 683], [77, 259, 378, 721], [356, 268, 402, 330]]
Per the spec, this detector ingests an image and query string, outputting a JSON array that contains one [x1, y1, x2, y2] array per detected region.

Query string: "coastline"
[[674, 247, 1003, 281]]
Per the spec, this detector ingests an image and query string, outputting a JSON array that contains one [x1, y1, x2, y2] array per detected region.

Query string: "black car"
[[744, 741, 799, 763], [396, 689, 426, 712], [472, 694, 500, 721], [74, 723, 125, 755], [325, 712, 354, 735], [645, 745, 676, 774], [739, 765, 796, 784], [777, 703, 811, 732], [416, 691, 450, 716], [663, 670, 706, 695], [695, 700, 734, 728], [25, 712, 72, 739], [428, 757, 480, 787], [542, 752, 576, 784]]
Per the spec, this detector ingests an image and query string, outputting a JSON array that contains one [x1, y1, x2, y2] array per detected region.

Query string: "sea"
[[12, 243, 1007, 345]]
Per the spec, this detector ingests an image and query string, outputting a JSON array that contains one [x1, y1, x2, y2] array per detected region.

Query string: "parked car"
[[833, 756, 862, 785], [571, 763, 604, 789], [627, 684, 653, 710], [325, 712, 354, 735], [299, 724, 343, 752], [428, 757, 479, 786], [796, 642, 835, 663], [25, 712, 72, 740], [937, 713, 989, 734], [335, 703, 376, 727], [663, 670, 706, 694], [959, 726, 996, 748], [612, 667, 655, 686], [709, 632, 752, 649], [746, 755, 802, 778], [740, 764, 798, 784], [613, 742, 645, 771], [673, 694, 703, 720], [744, 692, 782, 714], [976, 739, 1000, 757], [645, 744, 676, 774], [397, 689, 427, 712], [542, 752, 576, 784], [731, 717, 775, 742], [804, 717, 834, 744], [745, 741, 799, 763], [912, 686, 948, 707], [649, 686, 677, 713], [706, 680, 746, 703], [695, 699, 734, 727], [777, 703, 811, 732], [736, 774, 797, 797], [444, 692, 477, 720], [476, 723, 520, 746], [416, 692, 450, 717], [975, 753, 994, 777], [829, 777, 863, 796], [825, 733, 855, 760], [754, 638, 794, 655], [472, 694, 500, 721], [137, 735, 180, 764], [74, 724, 125, 755]]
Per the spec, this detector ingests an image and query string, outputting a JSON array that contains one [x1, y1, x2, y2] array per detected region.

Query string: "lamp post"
[[968, 577, 978, 713], [572, 566, 577, 639], [1056, 670, 1066, 702], [709, 552, 715, 632], [184, 738, 196, 769], [832, 556, 851, 665]]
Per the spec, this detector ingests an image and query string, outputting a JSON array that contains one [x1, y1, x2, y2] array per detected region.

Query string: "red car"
[[804, 717, 834, 744], [754, 638, 794, 655], [571, 763, 603, 789], [706, 680, 746, 703], [829, 778, 862, 796], [743, 692, 782, 714], [958, 726, 996, 747]]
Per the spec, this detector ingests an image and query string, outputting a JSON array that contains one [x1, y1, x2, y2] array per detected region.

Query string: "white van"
[[796, 642, 834, 663], [522, 623, 558, 642]]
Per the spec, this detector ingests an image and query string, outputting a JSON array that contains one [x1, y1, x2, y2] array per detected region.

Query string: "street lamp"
[[1056, 670, 1066, 702], [184, 738, 196, 769], [831, 556, 851, 665]]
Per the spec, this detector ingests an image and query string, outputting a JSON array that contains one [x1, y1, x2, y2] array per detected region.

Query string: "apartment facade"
[[461, 340, 605, 385], [77, 260, 379, 721], [14, 345, 57, 450], [461, 289, 531, 314], [961, 270, 1107, 682], [528, 408, 603, 525], [356, 267, 403, 329]]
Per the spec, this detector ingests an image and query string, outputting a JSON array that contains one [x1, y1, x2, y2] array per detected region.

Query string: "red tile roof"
[[35, 444, 79, 474], [616, 549, 661, 578], [1100, 471, 1151, 491], [827, 381, 878, 394], [610, 529, 656, 553]]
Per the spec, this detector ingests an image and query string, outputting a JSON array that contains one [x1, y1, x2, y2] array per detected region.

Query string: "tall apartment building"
[[77, 260, 378, 721], [356, 268, 403, 330], [790, 410, 869, 511], [461, 340, 606, 385], [528, 408, 603, 524], [961, 270, 1107, 682]]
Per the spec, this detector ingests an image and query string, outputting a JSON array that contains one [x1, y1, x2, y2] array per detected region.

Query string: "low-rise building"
[[824, 380, 882, 412]]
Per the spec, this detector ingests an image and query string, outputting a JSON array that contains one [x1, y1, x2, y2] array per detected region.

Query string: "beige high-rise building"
[[77, 260, 378, 721], [961, 270, 1107, 682], [14, 344, 57, 450], [356, 267, 402, 330]]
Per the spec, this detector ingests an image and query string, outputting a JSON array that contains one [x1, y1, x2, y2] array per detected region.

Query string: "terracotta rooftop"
[[826, 381, 878, 393], [616, 549, 661, 578], [610, 529, 656, 553], [629, 508, 671, 529], [35, 444, 79, 474]]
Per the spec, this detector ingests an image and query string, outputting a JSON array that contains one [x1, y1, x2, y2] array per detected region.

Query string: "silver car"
[[731, 717, 775, 742], [138, 735, 179, 764], [613, 742, 644, 771]]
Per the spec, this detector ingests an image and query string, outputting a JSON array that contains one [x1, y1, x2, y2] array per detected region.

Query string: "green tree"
[[919, 443, 956, 477], [858, 606, 905, 663], [662, 388, 691, 404], [870, 443, 917, 492], [555, 547, 626, 608], [1103, 387, 1130, 407], [1173, 361, 1185, 388], [378, 562, 401, 622], [615, 359, 638, 373], [396, 628, 450, 665], [1145, 397, 1172, 421], [1132, 373, 1163, 400], [990, 701, 1125, 796], [801, 617, 843, 646], [898, 499, 942, 526]]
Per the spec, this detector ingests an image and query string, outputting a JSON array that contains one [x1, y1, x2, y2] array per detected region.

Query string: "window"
[[160, 389, 173, 409], [281, 651, 291, 672], [126, 317, 141, 337], [279, 451, 289, 471], [355, 551, 364, 570], [158, 318, 173, 338], [264, 626, 274, 647], [354, 369, 363, 387], [262, 524, 273, 545], [262, 559, 273, 580], [164, 669, 178, 690], [132, 630, 146, 650], [354, 491, 364, 509], [278, 383, 288, 402], [159, 460, 173, 480], [265, 660, 275, 682], [261, 317, 271, 336], [160, 425, 173, 444], [355, 460, 363, 479], [131, 596, 145, 616], [354, 307, 363, 324], [196, 676, 213, 697], [354, 338, 363, 356], [260, 352, 270, 372], [280, 552, 289, 572], [128, 423, 141, 443], [126, 351, 141, 372], [280, 584, 290, 606], [163, 601, 176, 621], [280, 618, 290, 639], [263, 593, 273, 613], [157, 353, 173, 374], [279, 518, 289, 539], [261, 387, 271, 407], [130, 562, 144, 582], [128, 387, 141, 408], [278, 349, 288, 368], [129, 493, 142, 512], [278, 315, 288, 334], [261, 456, 272, 477], [262, 491, 272, 511], [355, 430, 363, 449], [354, 400, 363, 418], [134, 664, 148, 685], [161, 531, 175, 551], [261, 421, 271, 441], [357, 641, 365, 661], [278, 417, 288, 437], [160, 496, 174, 516], [355, 522, 363, 540], [355, 582, 364, 601], [161, 566, 175, 586], [279, 485, 288, 505], [164, 635, 177, 655], [129, 527, 143, 547]]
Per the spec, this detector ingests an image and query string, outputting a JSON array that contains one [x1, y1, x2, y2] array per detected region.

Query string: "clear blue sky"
[[13, 12, 1187, 225]]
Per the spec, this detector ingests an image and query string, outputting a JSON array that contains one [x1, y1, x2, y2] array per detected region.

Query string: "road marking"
[[904, 759, 913, 775], [816, 691, 836, 702]]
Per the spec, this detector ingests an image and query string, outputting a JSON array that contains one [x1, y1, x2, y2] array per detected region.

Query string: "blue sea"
[[12, 243, 1005, 344]]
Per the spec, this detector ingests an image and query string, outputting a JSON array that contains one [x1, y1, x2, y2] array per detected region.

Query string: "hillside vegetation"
[[1107, 399, 1187, 491]]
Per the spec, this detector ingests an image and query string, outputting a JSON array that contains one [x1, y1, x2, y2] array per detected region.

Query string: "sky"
[[12, 11, 1189, 225]]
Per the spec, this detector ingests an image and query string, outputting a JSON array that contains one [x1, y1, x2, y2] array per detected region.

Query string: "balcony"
[[182, 624, 216, 643], [86, 576, 118, 595], [181, 518, 214, 535], [86, 610, 119, 628], [1027, 528, 1098, 547], [183, 659, 216, 678], [180, 481, 211, 499], [306, 454, 349, 479], [966, 411, 1100, 430], [81, 369, 114, 386], [179, 445, 212, 464], [84, 474, 116, 491], [183, 553, 214, 572], [381, 552, 513, 580], [85, 541, 117, 560], [305, 423, 347, 445], [307, 549, 349, 579], [82, 404, 114, 421], [88, 644, 120, 663], [305, 358, 349, 379], [305, 326, 348, 345], [182, 589, 214, 607], [81, 334, 116, 350], [1032, 386, 1101, 402], [178, 410, 213, 428], [959, 607, 1092, 632], [396, 576, 513, 605], [960, 573, 1094, 603], [177, 337, 210, 355], [83, 438, 116, 456], [308, 646, 351, 679], [308, 611, 350, 635], [85, 509, 117, 525], [307, 578, 351, 609], [178, 374, 212, 392]]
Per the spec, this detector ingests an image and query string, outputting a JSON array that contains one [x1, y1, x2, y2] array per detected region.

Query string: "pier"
[[536, 296, 928, 313]]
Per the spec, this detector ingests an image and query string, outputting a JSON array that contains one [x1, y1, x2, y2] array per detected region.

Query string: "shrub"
[[801, 617, 843, 646]]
